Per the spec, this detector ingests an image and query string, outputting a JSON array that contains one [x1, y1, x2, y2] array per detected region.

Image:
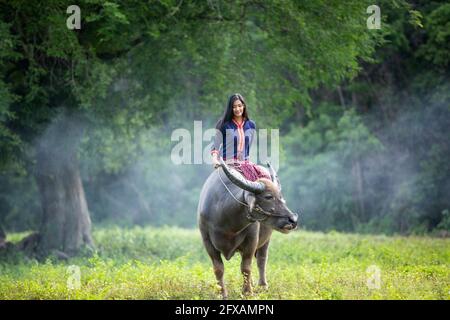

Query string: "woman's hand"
[[212, 154, 221, 169]]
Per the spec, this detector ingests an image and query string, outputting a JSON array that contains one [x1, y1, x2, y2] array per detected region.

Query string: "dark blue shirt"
[[211, 118, 256, 161]]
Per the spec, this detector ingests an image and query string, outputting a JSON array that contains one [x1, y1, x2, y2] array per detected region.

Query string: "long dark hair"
[[215, 93, 250, 130]]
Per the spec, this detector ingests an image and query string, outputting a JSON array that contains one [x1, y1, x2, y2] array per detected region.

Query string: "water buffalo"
[[197, 158, 299, 298]]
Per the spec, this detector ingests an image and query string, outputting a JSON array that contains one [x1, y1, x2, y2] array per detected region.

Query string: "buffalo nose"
[[289, 212, 298, 225]]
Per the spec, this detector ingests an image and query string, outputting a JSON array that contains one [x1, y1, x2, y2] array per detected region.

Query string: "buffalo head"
[[219, 158, 299, 233]]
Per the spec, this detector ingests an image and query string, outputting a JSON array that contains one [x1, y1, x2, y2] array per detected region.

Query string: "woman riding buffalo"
[[211, 93, 270, 181]]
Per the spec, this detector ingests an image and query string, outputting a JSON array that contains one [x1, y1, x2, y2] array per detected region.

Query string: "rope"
[[216, 168, 249, 208], [215, 167, 286, 221]]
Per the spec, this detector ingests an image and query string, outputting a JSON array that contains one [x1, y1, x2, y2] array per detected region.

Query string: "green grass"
[[0, 226, 449, 299]]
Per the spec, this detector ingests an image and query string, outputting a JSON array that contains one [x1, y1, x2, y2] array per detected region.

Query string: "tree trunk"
[[337, 85, 346, 108], [34, 111, 93, 256]]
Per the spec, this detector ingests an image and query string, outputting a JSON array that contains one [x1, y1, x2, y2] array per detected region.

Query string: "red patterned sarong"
[[229, 160, 271, 182]]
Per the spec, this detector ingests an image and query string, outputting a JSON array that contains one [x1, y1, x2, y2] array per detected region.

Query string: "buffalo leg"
[[241, 251, 254, 295], [240, 235, 259, 295], [202, 237, 228, 299], [256, 240, 270, 287]]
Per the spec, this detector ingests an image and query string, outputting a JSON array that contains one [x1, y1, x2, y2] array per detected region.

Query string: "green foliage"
[[436, 210, 450, 232], [0, 0, 388, 164], [417, 3, 450, 68], [281, 104, 383, 231], [0, 169, 40, 231], [0, 0, 448, 237], [0, 227, 448, 299], [0, 20, 21, 168]]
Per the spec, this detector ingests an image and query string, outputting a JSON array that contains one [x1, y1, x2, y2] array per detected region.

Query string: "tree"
[[0, 0, 388, 256]]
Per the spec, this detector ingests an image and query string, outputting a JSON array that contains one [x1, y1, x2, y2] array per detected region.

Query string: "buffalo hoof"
[[221, 289, 228, 300], [242, 286, 253, 297]]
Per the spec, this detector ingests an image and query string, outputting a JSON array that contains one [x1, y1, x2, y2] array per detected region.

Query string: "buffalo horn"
[[219, 158, 266, 194]]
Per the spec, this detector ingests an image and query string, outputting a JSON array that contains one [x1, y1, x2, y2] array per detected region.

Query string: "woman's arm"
[[211, 127, 223, 168]]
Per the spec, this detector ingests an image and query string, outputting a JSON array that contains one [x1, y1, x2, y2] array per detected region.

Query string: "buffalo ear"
[[244, 192, 256, 212]]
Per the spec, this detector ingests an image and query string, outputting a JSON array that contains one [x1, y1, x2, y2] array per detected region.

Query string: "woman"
[[211, 93, 270, 181]]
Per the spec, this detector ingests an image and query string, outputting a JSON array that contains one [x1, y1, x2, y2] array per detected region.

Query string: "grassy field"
[[0, 226, 449, 299]]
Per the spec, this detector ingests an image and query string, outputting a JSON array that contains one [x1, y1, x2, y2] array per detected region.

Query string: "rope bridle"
[[216, 167, 286, 222]]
